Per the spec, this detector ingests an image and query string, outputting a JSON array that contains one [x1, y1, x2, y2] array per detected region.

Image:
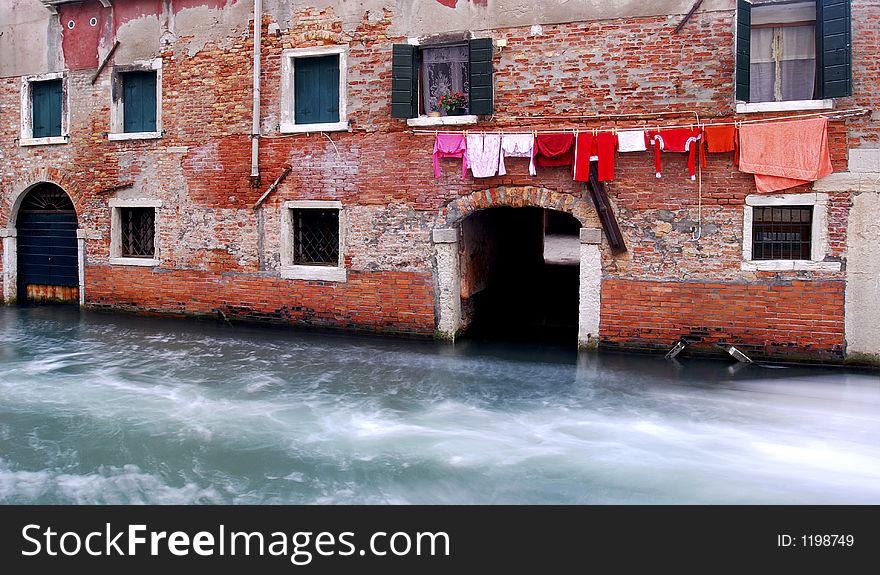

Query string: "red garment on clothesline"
[[534, 134, 575, 167], [574, 132, 618, 182], [646, 128, 702, 180]]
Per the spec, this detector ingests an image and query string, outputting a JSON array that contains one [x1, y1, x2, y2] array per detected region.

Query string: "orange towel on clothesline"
[[738, 117, 833, 194], [701, 124, 738, 167]]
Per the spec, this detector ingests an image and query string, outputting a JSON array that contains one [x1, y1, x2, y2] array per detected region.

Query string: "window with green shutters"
[[736, 0, 851, 103], [391, 38, 494, 119], [122, 71, 158, 133], [31, 79, 62, 139], [294, 55, 340, 125]]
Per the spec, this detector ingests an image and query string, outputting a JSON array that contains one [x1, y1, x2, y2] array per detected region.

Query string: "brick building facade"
[[0, 0, 878, 363]]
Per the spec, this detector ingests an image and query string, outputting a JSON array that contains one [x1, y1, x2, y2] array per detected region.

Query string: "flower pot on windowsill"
[[445, 107, 466, 116]]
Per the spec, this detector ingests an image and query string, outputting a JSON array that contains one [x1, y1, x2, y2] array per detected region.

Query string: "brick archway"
[[432, 186, 604, 348], [435, 185, 599, 228]]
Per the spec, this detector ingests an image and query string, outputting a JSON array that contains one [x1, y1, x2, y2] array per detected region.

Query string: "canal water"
[[1, 306, 878, 504]]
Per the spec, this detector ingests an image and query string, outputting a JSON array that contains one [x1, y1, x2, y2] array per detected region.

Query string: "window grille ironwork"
[[293, 208, 339, 266], [121, 207, 155, 258], [752, 206, 812, 260]]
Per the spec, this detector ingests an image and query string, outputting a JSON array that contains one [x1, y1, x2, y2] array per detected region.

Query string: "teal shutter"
[[123, 71, 157, 133], [32, 80, 62, 138], [468, 38, 493, 116], [391, 44, 418, 119], [735, 0, 751, 102], [294, 55, 340, 124], [816, 0, 852, 98]]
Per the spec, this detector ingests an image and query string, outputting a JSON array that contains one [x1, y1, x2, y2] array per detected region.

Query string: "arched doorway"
[[459, 206, 582, 342], [15, 183, 79, 304], [432, 186, 606, 348]]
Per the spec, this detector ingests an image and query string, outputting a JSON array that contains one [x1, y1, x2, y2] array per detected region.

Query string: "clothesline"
[[411, 107, 871, 136]]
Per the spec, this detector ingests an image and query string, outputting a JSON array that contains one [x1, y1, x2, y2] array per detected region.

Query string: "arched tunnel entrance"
[[458, 206, 582, 343]]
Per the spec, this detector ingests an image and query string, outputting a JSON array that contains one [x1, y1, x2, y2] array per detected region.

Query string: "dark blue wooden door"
[[17, 210, 78, 303]]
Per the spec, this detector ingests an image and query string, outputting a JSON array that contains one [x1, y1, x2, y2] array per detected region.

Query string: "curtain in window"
[[750, 25, 815, 102], [779, 25, 815, 101], [750, 28, 776, 103], [421, 45, 470, 114]]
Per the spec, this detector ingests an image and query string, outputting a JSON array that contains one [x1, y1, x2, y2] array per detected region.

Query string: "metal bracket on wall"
[[674, 0, 705, 34], [252, 165, 292, 210], [91, 40, 121, 85], [586, 165, 626, 253]]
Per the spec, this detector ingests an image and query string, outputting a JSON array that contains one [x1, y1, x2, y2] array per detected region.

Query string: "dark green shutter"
[[294, 55, 340, 124], [816, 0, 852, 98], [32, 79, 62, 138], [735, 0, 751, 102], [468, 38, 493, 116], [123, 71, 157, 133], [391, 44, 418, 119]]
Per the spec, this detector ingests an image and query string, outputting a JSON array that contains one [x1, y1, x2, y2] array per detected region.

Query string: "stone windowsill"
[[19, 136, 68, 147], [110, 257, 160, 267], [741, 260, 842, 272], [108, 131, 162, 142], [735, 99, 834, 114], [280, 265, 347, 282], [279, 121, 350, 134], [406, 115, 479, 127]]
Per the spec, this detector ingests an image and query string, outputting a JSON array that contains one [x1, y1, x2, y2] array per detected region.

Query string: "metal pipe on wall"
[[251, 0, 262, 182]]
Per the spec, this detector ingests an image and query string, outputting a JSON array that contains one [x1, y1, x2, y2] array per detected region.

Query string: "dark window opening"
[[122, 71, 158, 133], [31, 79, 62, 138], [121, 207, 155, 258], [752, 206, 813, 260], [293, 208, 340, 266], [293, 55, 340, 125]]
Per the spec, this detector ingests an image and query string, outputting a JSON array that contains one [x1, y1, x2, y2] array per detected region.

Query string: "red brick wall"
[[86, 266, 437, 335], [600, 279, 846, 359]]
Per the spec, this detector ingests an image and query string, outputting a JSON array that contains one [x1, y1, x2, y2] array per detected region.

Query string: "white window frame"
[[280, 47, 349, 134], [280, 200, 347, 282], [19, 71, 70, 147], [108, 58, 163, 141], [742, 192, 841, 272], [109, 198, 162, 267]]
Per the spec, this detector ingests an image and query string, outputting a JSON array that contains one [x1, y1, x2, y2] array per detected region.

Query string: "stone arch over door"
[[432, 186, 604, 348], [2, 178, 85, 305]]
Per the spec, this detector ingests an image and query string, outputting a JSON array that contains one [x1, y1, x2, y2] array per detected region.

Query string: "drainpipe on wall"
[[251, 0, 262, 187]]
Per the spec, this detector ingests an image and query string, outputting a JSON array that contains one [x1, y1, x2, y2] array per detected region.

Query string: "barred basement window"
[[121, 207, 156, 258], [751, 206, 813, 260], [292, 208, 339, 266]]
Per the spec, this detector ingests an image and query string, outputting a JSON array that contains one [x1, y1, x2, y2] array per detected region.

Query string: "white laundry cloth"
[[498, 134, 537, 176], [618, 130, 647, 152], [466, 134, 502, 178]]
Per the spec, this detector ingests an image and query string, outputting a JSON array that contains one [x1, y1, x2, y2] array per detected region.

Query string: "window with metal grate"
[[121, 207, 155, 258], [751, 206, 813, 260], [293, 208, 339, 266]]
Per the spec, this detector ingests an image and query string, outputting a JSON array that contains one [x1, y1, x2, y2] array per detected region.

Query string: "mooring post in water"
[[665, 338, 690, 360], [716, 344, 753, 364]]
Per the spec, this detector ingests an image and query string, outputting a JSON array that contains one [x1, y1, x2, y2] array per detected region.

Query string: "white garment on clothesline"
[[617, 130, 647, 152], [498, 134, 537, 176], [467, 134, 502, 178]]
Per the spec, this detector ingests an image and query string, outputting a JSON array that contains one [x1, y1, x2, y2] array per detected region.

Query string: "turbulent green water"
[[0, 306, 878, 504]]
